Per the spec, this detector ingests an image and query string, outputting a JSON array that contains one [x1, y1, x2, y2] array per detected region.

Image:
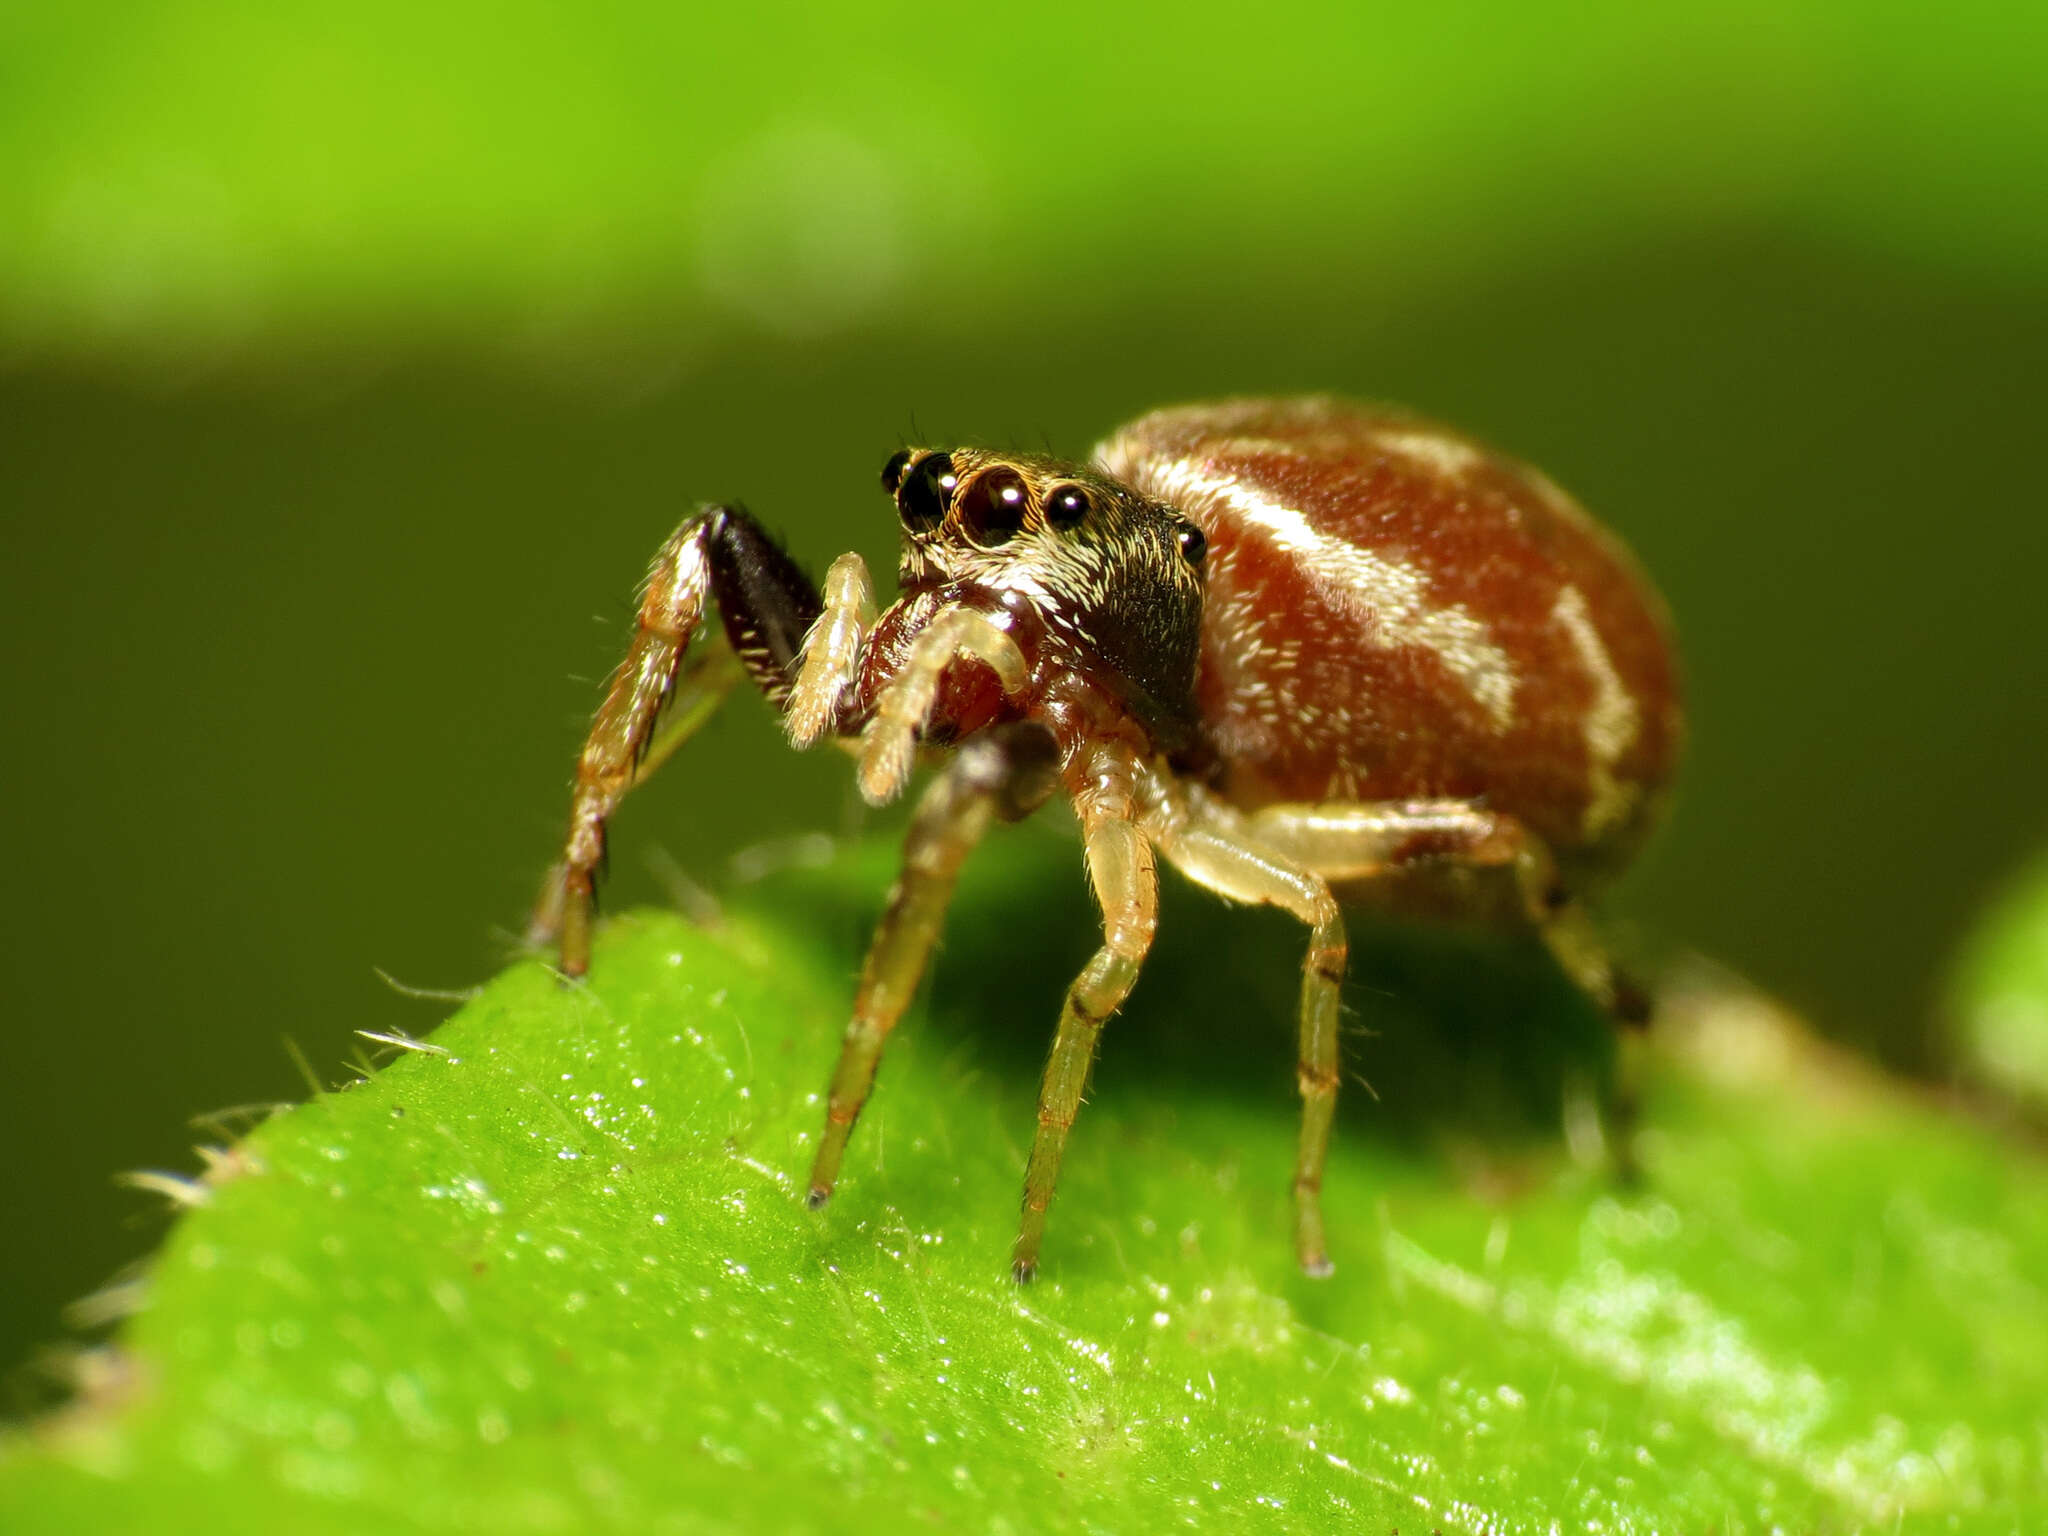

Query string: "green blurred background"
[[4, 2, 2046, 1382]]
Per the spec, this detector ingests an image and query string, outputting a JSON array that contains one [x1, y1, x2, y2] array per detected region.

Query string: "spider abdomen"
[[1096, 396, 1682, 882]]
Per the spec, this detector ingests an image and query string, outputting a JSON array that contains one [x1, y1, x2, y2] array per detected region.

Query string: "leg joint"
[[1307, 947, 1347, 983], [1297, 1063, 1341, 1097], [1063, 991, 1110, 1030]]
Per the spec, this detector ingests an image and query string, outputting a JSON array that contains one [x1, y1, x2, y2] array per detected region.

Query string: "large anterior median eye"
[[955, 466, 1029, 545], [898, 452, 955, 531]]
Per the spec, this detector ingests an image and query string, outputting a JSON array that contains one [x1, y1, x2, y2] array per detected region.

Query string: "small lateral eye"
[[880, 448, 912, 494], [955, 467, 1029, 544], [1177, 522, 1207, 565], [898, 452, 955, 531], [1043, 484, 1091, 528]]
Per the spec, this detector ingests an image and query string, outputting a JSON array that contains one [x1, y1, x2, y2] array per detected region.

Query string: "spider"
[[531, 395, 1681, 1281]]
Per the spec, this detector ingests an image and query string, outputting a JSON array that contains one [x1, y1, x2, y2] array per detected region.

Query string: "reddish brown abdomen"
[[1095, 397, 1682, 881]]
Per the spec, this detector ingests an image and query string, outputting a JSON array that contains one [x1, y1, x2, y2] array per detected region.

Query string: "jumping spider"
[[532, 396, 1681, 1281]]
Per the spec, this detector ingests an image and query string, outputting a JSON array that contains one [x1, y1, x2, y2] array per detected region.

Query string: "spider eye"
[[1043, 484, 1091, 528], [1177, 522, 1207, 566], [880, 448, 912, 495], [898, 452, 955, 532], [956, 467, 1029, 545]]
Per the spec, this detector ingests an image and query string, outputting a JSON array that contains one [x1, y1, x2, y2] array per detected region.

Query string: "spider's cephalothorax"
[[533, 397, 1682, 1282], [865, 447, 1208, 755]]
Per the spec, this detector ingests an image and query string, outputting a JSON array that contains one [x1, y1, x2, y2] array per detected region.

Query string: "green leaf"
[[1950, 850, 2048, 1116], [4, 836, 2045, 1532]]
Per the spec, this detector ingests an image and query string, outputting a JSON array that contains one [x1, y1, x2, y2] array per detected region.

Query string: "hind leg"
[[1243, 798, 1648, 1024], [1151, 809, 1348, 1277], [1242, 799, 1655, 1199]]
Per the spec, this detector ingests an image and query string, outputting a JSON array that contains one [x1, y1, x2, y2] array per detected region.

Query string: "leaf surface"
[[4, 839, 2044, 1533]]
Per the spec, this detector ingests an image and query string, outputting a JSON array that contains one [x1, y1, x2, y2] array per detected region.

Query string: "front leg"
[[526, 637, 742, 950], [542, 505, 824, 977]]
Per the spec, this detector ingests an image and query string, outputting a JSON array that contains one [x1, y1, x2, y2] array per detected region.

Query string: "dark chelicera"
[[532, 395, 1682, 1282]]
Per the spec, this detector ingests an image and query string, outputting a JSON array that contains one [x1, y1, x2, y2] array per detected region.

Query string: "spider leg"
[[1012, 746, 1158, 1283], [540, 505, 824, 977], [1240, 799, 1641, 1016], [807, 723, 1059, 1209], [856, 607, 1028, 805], [1523, 859, 1651, 1180], [1148, 800, 1349, 1278], [527, 637, 743, 948], [1245, 799, 1653, 1186], [1240, 799, 1523, 884]]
